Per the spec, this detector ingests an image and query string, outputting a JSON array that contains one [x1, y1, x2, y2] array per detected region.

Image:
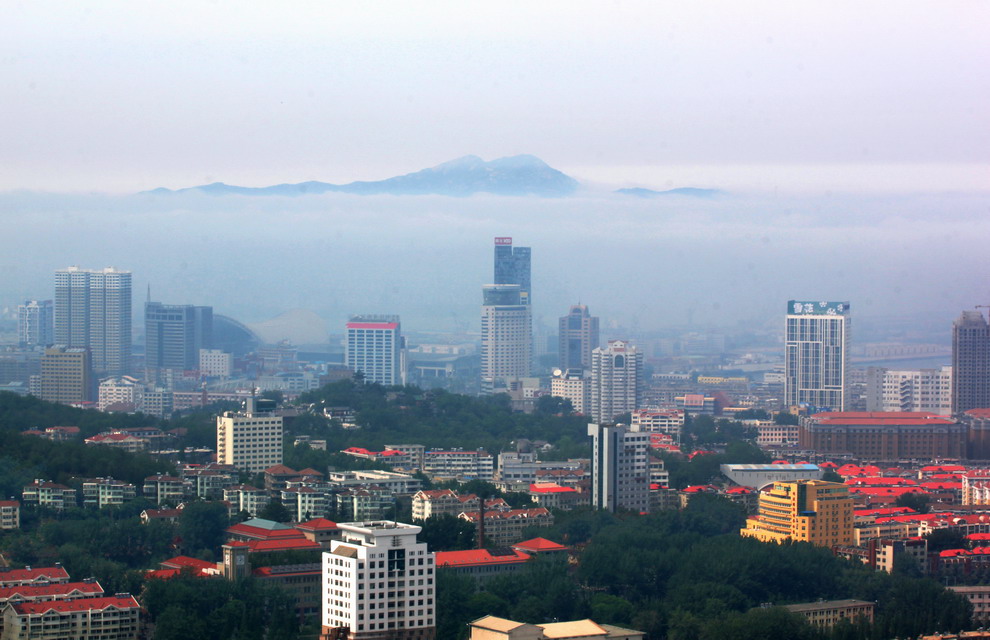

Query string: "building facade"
[[145, 302, 213, 381], [558, 304, 598, 371], [865, 366, 952, 414], [799, 411, 966, 460], [17, 300, 54, 347], [216, 398, 284, 473], [587, 423, 650, 513], [550, 369, 588, 415], [590, 341, 642, 423], [199, 348, 233, 377], [493, 237, 531, 305], [321, 521, 435, 640], [480, 285, 531, 393], [784, 300, 850, 411], [741, 479, 854, 547], [345, 315, 402, 386], [953, 309, 990, 415], [54, 267, 132, 376], [38, 346, 92, 405]]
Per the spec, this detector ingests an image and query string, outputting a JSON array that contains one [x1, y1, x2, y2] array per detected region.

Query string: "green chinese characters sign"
[[787, 300, 850, 316]]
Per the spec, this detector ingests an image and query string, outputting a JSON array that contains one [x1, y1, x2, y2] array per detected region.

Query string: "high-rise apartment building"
[[590, 340, 642, 422], [952, 310, 990, 414], [216, 397, 283, 473], [345, 315, 403, 386], [740, 479, 853, 547], [493, 237, 531, 305], [38, 346, 92, 404], [145, 302, 213, 381], [18, 300, 54, 347], [587, 423, 650, 513], [866, 366, 952, 414], [550, 369, 589, 415], [558, 304, 599, 371], [321, 521, 435, 640], [54, 267, 132, 376], [480, 285, 532, 394], [784, 300, 850, 411]]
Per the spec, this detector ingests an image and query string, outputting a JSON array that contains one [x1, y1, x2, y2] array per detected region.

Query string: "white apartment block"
[[752, 421, 801, 447], [630, 408, 685, 438], [865, 366, 952, 414], [142, 475, 188, 506], [346, 316, 403, 386], [0, 501, 20, 530], [2, 594, 139, 640], [22, 481, 77, 511], [496, 452, 583, 489], [550, 369, 589, 415], [223, 485, 270, 516], [322, 521, 435, 640], [410, 490, 508, 521], [588, 423, 650, 514], [784, 300, 850, 411], [326, 471, 423, 496], [216, 398, 283, 473], [590, 341, 643, 423], [97, 376, 143, 412], [82, 478, 137, 508], [199, 348, 233, 378], [422, 450, 494, 481], [282, 487, 327, 521], [480, 285, 532, 393], [458, 508, 554, 547]]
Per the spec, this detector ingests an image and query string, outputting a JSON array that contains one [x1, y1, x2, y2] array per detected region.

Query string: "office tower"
[[321, 521, 435, 640], [784, 300, 850, 411], [38, 345, 92, 404], [952, 310, 990, 414], [558, 304, 599, 371], [590, 340, 642, 422], [216, 397, 283, 473], [345, 315, 403, 386], [17, 300, 54, 347], [200, 349, 234, 378], [493, 237, 531, 305], [145, 302, 213, 382], [551, 368, 589, 415], [54, 267, 132, 376], [480, 285, 532, 394], [587, 423, 650, 513], [740, 479, 853, 547]]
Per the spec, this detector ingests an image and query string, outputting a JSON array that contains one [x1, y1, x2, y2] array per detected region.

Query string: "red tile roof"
[[226, 522, 306, 540], [12, 594, 139, 614], [161, 556, 218, 572], [529, 484, 577, 494], [245, 538, 322, 553], [811, 411, 955, 426], [296, 517, 338, 531], [435, 549, 530, 568], [0, 581, 104, 600], [512, 538, 567, 552], [0, 566, 70, 584]]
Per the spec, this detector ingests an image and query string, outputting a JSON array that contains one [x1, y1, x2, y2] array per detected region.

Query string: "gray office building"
[[559, 304, 599, 371], [493, 237, 531, 305], [145, 302, 213, 379], [952, 309, 990, 414]]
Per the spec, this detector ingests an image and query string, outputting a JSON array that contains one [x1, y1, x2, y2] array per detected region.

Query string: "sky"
[[2, 1, 988, 192]]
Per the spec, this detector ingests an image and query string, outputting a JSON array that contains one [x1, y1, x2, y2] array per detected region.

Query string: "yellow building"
[[741, 480, 853, 547]]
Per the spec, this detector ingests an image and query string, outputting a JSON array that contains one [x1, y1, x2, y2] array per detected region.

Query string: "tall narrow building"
[[480, 285, 532, 394], [54, 267, 132, 376], [345, 315, 403, 386], [493, 237, 531, 305], [145, 302, 213, 382], [952, 310, 990, 414], [17, 300, 54, 347], [587, 422, 650, 513], [216, 396, 283, 473], [38, 345, 92, 404], [321, 521, 435, 640], [558, 304, 599, 371], [784, 300, 850, 411], [590, 340, 642, 422]]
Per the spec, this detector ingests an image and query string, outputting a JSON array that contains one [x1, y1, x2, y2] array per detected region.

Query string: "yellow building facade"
[[741, 480, 853, 547]]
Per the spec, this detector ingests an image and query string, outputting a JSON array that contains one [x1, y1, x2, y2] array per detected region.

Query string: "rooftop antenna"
[[147, 284, 151, 304]]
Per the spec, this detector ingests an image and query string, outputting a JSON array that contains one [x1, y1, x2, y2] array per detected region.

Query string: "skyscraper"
[[145, 302, 213, 382], [321, 521, 435, 640], [952, 310, 990, 414], [480, 285, 532, 394], [17, 300, 54, 347], [493, 237, 531, 305], [38, 345, 92, 405], [590, 340, 643, 422], [587, 422, 650, 513], [784, 300, 850, 411], [345, 315, 403, 386], [558, 304, 599, 371], [216, 396, 283, 473], [54, 267, 132, 376]]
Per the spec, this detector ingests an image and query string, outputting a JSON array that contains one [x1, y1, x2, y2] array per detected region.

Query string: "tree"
[[415, 515, 475, 551], [178, 501, 229, 559], [536, 395, 574, 416], [258, 500, 293, 523], [896, 492, 931, 514]]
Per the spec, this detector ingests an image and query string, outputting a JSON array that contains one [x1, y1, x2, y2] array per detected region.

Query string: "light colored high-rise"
[[587, 423, 650, 513], [590, 340, 642, 422], [345, 315, 403, 386], [18, 300, 54, 347], [558, 304, 599, 371], [216, 397, 283, 473], [550, 368, 589, 415], [54, 267, 132, 376], [38, 345, 92, 405], [480, 285, 532, 394], [952, 310, 990, 415], [321, 521, 435, 640], [866, 366, 952, 414], [784, 300, 850, 411]]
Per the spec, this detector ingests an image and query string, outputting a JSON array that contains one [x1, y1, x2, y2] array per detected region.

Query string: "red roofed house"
[[800, 412, 966, 460], [527, 483, 586, 510], [411, 490, 508, 520], [459, 508, 554, 546], [226, 518, 307, 543], [140, 508, 182, 525], [436, 548, 531, 581], [159, 556, 221, 576], [295, 518, 340, 548], [4, 594, 140, 640], [84, 432, 148, 453], [0, 565, 70, 588], [511, 538, 568, 559]]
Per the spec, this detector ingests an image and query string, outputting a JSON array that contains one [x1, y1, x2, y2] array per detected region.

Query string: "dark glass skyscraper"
[[952, 309, 990, 414], [558, 304, 599, 371], [145, 302, 213, 379], [493, 237, 531, 305]]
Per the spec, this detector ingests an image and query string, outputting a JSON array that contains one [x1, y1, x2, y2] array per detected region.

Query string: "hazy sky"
[[3, 1, 988, 192]]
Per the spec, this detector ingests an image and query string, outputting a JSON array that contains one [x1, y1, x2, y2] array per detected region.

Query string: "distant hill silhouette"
[[143, 155, 580, 198]]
